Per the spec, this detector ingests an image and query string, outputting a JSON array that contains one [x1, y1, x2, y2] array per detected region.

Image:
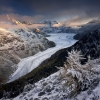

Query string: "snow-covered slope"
[[8, 33, 77, 82], [0, 28, 24, 83], [0, 28, 54, 83], [10, 53, 100, 100], [9, 28, 54, 56], [12, 71, 100, 100]]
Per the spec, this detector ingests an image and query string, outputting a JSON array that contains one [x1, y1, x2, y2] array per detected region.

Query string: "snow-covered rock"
[[6, 52, 100, 100], [9, 28, 55, 56], [0, 28, 55, 83]]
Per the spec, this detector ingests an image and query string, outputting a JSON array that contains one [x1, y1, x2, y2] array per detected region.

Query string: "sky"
[[0, 0, 100, 27]]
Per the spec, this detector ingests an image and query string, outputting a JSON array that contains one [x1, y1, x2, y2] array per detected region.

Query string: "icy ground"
[[13, 76, 100, 100], [11, 66, 100, 100], [13, 77, 100, 100], [8, 33, 77, 82]]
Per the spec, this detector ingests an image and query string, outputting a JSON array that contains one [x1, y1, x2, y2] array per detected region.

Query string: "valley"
[[8, 33, 77, 82]]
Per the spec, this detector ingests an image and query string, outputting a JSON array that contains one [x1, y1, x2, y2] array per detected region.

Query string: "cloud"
[[0, 13, 45, 29], [1, 0, 100, 26], [28, 0, 100, 23], [0, 6, 14, 13], [0, 23, 45, 29], [0, 14, 44, 22], [61, 14, 94, 27], [1, 0, 100, 17], [0, 0, 14, 13]]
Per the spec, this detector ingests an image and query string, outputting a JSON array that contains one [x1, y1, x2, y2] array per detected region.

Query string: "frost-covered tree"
[[59, 50, 99, 95]]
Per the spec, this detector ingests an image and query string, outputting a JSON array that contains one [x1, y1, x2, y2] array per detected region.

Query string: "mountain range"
[[0, 28, 55, 83], [1, 18, 100, 99]]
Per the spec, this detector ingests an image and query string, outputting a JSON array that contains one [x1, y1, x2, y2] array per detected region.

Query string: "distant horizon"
[[0, 14, 96, 28]]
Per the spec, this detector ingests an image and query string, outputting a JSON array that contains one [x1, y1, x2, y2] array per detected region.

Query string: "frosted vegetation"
[[7, 50, 100, 100]]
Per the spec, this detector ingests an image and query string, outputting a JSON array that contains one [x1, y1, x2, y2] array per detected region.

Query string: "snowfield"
[[12, 71, 100, 100], [8, 33, 77, 82], [9, 50, 100, 100]]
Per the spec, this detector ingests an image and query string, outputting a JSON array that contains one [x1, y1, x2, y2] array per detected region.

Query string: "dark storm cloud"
[[1, 0, 100, 15], [15, 0, 100, 16], [0, 0, 100, 24], [0, 0, 14, 13]]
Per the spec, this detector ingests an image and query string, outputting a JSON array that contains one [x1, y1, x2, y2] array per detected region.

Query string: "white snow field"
[[8, 33, 77, 82], [13, 71, 100, 100]]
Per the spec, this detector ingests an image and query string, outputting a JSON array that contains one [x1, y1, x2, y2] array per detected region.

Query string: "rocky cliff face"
[[0, 28, 55, 83]]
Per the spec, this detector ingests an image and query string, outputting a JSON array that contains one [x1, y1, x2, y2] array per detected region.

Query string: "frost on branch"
[[59, 50, 99, 94]]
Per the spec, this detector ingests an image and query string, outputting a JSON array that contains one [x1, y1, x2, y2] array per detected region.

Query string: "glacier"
[[8, 33, 77, 82]]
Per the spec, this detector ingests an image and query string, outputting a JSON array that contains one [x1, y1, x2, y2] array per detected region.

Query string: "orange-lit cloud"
[[0, 14, 44, 22], [0, 23, 46, 29], [61, 15, 94, 27], [53, 23, 62, 27], [0, 14, 45, 29]]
